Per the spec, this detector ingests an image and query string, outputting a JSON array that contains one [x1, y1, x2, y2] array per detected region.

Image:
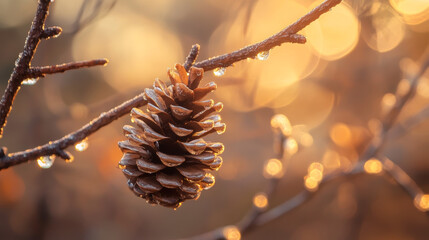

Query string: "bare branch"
[[0, 0, 52, 136], [28, 59, 108, 78], [40, 26, 62, 39], [193, 0, 343, 71], [184, 38, 429, 240], [0, 0, 108, 137], [184, 44, 201, 71], [358, 53, 429, 161], [194, 34, 306, 71], [0, 93, 147, 170], [0, 0, 342, 169], [186, 152, 427, 240]]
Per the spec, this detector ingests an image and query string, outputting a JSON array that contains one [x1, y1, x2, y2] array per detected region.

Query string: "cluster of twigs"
[[184, 53, 429, 239], [1, 0, 428, 239], [0, 0, 342, 170]]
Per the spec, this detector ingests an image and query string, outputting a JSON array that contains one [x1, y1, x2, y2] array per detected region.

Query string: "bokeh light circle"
[[306, 2, 360, 61], [72, 5, 183, 92]]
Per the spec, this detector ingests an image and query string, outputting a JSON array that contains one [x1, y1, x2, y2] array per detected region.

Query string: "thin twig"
[[390, 105, 429, 139], [0, 0, 342, 169], [237, 131, 285, 234], [184, 38, 429, 240], [358, 55, 429, 161], [193, 0, 342, 71], [27, 59, 108, 78], [40, 26, 62, 39], [0, 0, 51, 136], [184, 44, 200, 71], [0, 93, 147, 170], [186, 151, 427, 240], [0, 0, 108, 137]]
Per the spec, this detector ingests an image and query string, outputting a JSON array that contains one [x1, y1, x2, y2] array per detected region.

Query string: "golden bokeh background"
[[0, 0, 429, 239]]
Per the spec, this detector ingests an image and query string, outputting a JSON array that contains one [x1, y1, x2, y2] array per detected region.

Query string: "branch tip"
[[40, 26, 62, 39], [184, 44, 201, 71]]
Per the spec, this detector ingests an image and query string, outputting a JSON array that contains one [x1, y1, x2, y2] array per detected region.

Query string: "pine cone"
[[118, 64, 226, 208]]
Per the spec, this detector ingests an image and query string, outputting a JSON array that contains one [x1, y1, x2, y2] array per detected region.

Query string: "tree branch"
[[0, 0, 51, 137], [185, 152, 427, 240], [0, 93, 147, 170], [184, 44, 200, 71], [183, 37, 429, 240], [358, 53, 429, 161], [0, 0, 108, 137], [193, 0, 342, 71], [27, 59, 108, 78], [0, 0, 343, 170]]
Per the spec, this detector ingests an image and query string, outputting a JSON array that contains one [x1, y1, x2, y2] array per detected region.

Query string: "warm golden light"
[[306, 2, 360, 60], [304, 176, 319, 191], [396, 79, 411, 96], [308, 162, 324, 173], [330, 123, 352, 147], [309, 169, 323, 182], [72, 6, 183, 92], [381, 93, 397, 114], [0, 169, 25, 204], [414, 194, 429, 212], [417, 77, 429, 98], [368, 118, 382, 135], [299, 132, 314, 147], [304, 162, 325, 191], [75, 139, 89, 152], [223, 226, 241, 240], [389, 0, 429, 25], [209, 1, 320, 111], [253, 193, 269, 209], [270, 114, 292, 136], [274, 82, 335, 129], [263, 158, 283, 178], [322, 150, 341, 170], [285, 138, 299, 156], [362, 4, 405, 53], [364, 158, 383, 174], [70, 103, 89, 120]]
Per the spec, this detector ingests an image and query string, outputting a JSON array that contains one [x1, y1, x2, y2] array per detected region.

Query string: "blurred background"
[[0, 0, 429, 239]]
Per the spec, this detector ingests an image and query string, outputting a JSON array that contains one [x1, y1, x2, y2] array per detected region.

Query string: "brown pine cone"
[[118, 64, 225, 208]]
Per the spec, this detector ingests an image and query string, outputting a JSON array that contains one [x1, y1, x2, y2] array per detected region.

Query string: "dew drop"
[[37, 155, 55, 169], [75, 139, 89, 152], [213, 67, 226, 77], [22, 78, 39, 85], [256, 50, 270, 60]]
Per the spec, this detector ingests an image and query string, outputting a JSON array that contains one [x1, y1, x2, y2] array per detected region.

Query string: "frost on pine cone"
[[118, 64, 225, 208]]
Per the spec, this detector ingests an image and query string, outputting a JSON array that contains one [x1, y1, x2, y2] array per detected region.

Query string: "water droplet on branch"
[[22, 78, 39, 85], [75, 139, 89, 152], [213, 67, 226, 77], [37, 155, 55, 169], [257, 50, 270, 60]]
